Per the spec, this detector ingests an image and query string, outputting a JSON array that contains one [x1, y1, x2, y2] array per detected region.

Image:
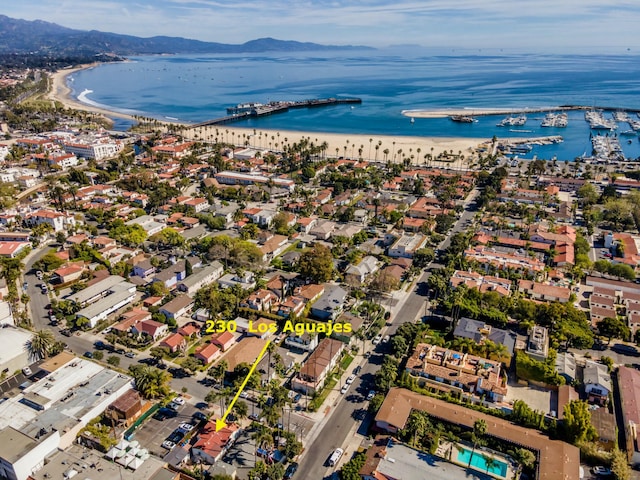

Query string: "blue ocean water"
[[68, 49, 640, 161]]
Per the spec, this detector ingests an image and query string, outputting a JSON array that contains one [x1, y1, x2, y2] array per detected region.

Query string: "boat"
[[497, 115, 527, 127], [541, 112, 568, 127], [450, 115, 477, 123], [410, 117, 415, 123], [620, 129, 637, 136]]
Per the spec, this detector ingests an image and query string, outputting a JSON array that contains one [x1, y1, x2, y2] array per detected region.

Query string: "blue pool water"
[[457, 447, 508, 477]]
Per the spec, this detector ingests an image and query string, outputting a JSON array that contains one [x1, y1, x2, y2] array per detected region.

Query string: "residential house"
[[518, 279, 571, 303], [132, 258, 155, 279], [453, 317, 517, 356], [211, 331, 236, 352], [241, 289, 278, 312], [406, 343, 507, 402], [159, 333, 187, 353], [0, 242, 29, 259], [284, 332, 318, 352], [177, 261, 224, 295], [584, 360, 612, 405], [132, 319, 168, 341], [310, 285, 347, 321], [556, 352, 577, 383], [194, 343, 221, 365], [153, 260, 187, 290], [192, 422, 240, 465], [218, 272, 256, 290], [159, 295, 194, 321], [291, 338, 344, 394], [344, 255, 380, 286], [387, 233, 427, 258], [52, 263, 85, 284], [25, 209, 76, 232]]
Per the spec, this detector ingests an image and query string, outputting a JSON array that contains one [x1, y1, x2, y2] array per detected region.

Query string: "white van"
[[328, 448, 344, 467]]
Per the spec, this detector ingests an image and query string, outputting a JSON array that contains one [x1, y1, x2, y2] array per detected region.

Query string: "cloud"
[[2, 0, 640, 50]]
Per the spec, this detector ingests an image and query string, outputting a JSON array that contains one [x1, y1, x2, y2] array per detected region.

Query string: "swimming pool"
[[457, 447, 508, 477]]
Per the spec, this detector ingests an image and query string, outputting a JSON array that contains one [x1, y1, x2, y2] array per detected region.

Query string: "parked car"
[[367, 390, 376, 401], [173, 396, 186, 406], [372, 335, 382, 345], [61, 329, 72, 337], [41, 285, 48, 294], [284, 462, 299, 479], [94, 341, 105, 350], [293, 393, 302, 403], [22, 367, 32, 376], [83, 351, 93, 359], [156, 407, 178, 418], [124, 351, 136, 358], [167, 430, 185, 443], [193, 412, 208, 422], [36, 270, 43, 280], [161, 440, 176, 450], [382, 335, 390, 343], [167, 401, 181, 411], [353, 366, 362, 375], [340, 384, 349, 394], [249, 413, 261, 422], [592, 466, 612, 476], [179, 423, 194, 432], [346, 374, 356, 385]]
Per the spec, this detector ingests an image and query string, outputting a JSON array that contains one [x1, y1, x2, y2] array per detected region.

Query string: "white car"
[[179, 423, 194, 432], [340, 384, 349, 394], [173, 397, 186, 406], [161, 440, 176, 450], [372, 335, 382, 345], [382, 335, 390, 343], [22, 367, 32, 376], [346, 374, 356, 385], [592, 466, 612, 476], [367, 390, 376, 401]]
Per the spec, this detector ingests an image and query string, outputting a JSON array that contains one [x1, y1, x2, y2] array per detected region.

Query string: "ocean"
[[68, 49, 640, 161]]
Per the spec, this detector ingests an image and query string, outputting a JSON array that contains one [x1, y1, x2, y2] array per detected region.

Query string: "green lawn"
[[308, 375, 338, 411]]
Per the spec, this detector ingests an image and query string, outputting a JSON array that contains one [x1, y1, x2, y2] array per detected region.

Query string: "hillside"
[[0, 15, 372, 56]]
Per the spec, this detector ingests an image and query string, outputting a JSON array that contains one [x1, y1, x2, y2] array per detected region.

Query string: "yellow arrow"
[[215, 339, 270, 432]]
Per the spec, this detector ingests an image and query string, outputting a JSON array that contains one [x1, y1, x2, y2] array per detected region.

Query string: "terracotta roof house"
[[291, 338, 344, 394], [132, 319, 168, 341], [160, 333, 187, 353], [194, 343, 221, 365], [192, 421, 240, 464], [211, 331, 236, 352]]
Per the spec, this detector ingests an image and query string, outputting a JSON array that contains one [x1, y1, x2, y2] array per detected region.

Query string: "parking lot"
[[131, 402, 201, 458]]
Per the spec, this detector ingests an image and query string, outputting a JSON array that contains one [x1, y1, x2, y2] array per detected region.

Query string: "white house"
[[584, 360, 612, 405], [24, 209, 76, 233], [177, 262, 224, 295]]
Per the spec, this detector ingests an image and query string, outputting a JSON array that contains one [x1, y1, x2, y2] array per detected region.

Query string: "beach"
[[47, 66, 489, 162]]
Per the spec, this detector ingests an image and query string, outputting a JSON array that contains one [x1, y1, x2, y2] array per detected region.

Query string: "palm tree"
[[132, 366, 172, 399], [404, 410, 430, 447], [482, 454, 497, 474], [266, 342, 276, 381], [26, 329, 55, 360], [469, 419, 487, 468]]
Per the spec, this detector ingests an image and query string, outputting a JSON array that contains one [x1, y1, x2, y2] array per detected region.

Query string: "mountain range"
[[0, 15, 372, 56]]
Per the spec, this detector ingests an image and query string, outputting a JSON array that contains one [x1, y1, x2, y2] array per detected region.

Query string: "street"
[[295, 190, 480, 478]]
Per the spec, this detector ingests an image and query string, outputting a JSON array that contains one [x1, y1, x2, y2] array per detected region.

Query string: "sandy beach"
[[47, 66, 489, 162]]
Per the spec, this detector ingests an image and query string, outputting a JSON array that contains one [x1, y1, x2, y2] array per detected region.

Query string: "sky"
[[2, 0, 640, 52]]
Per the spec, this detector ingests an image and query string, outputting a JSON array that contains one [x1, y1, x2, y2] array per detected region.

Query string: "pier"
[[192, 97, 362, 127]]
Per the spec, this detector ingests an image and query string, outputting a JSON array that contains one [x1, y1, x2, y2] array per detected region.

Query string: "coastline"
[[47, 65, 141, 122], [47, 64, 489, 161]]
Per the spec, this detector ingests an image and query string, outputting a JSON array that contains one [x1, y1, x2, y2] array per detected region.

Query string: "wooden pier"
[[191, 97, 361, 128]]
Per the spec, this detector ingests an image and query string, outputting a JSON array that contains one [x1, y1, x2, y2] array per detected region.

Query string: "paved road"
[[296, 190, 480, 479]]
